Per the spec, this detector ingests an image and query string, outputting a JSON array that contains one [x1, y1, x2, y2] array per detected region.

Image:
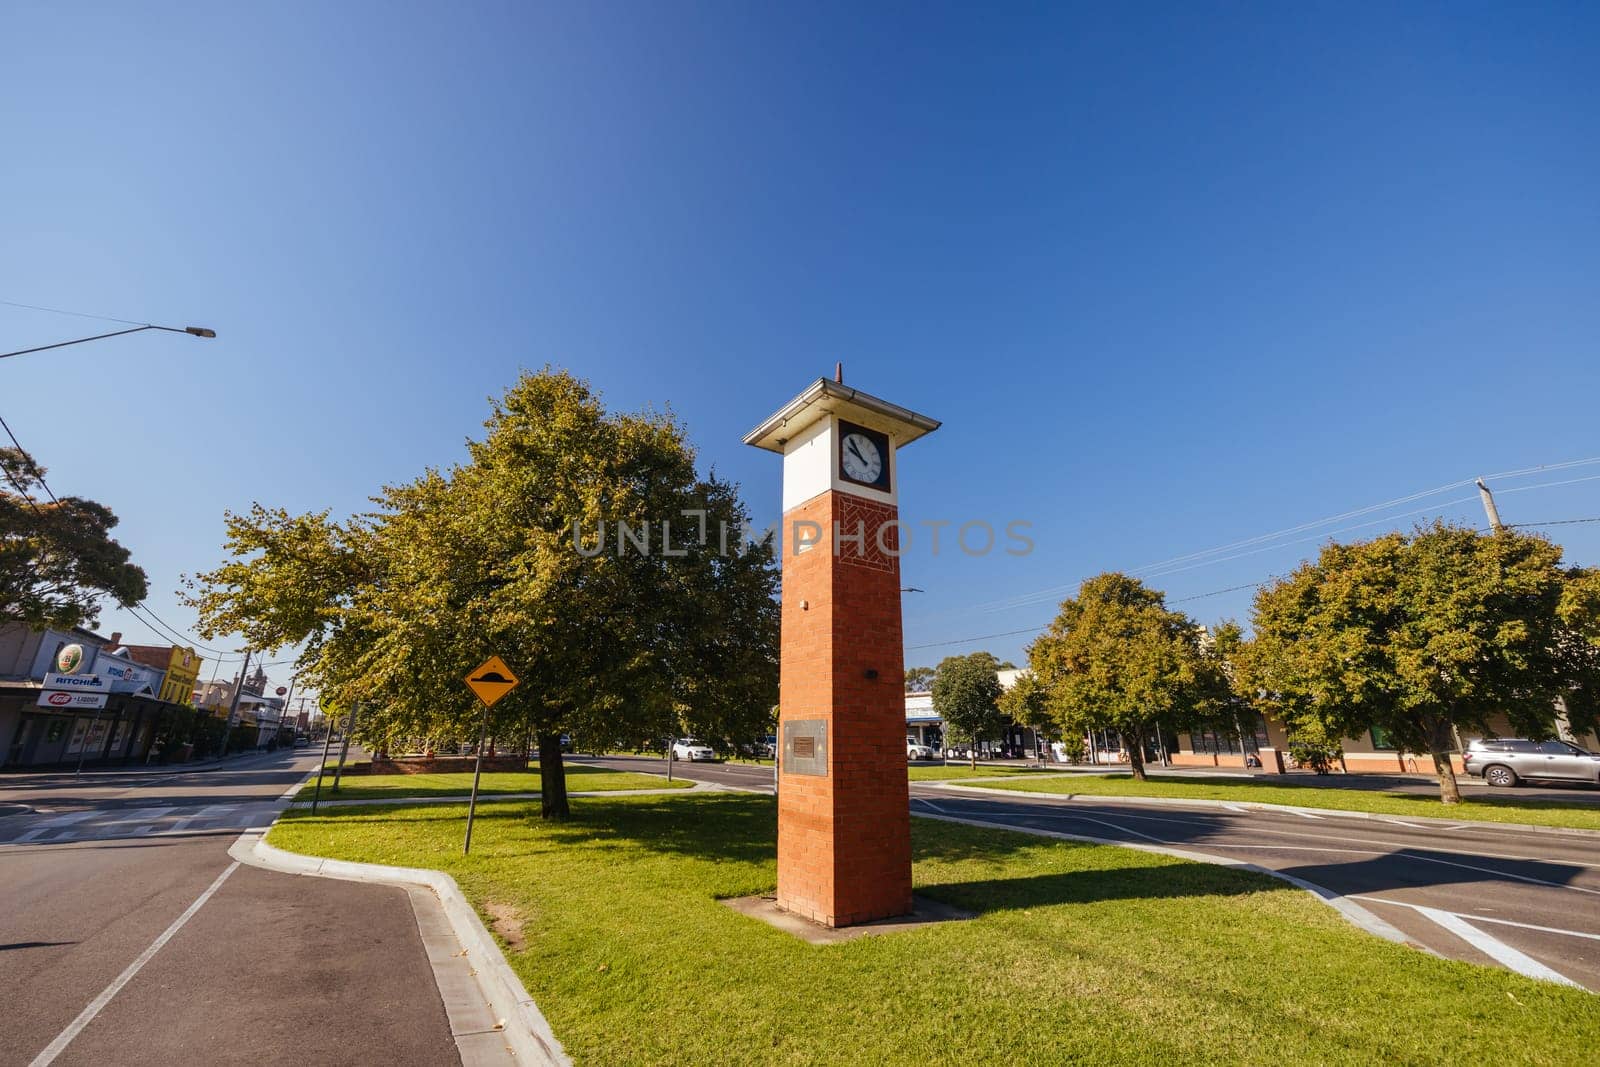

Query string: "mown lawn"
[[268, 793, 1597, 1065], [907, 764, 1045, 780], [295, 762, 689, 802], [958, 773, 1600, 831]]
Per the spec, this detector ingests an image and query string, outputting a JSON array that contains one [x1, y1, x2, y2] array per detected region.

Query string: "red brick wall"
[[778, 491, 913, 926]]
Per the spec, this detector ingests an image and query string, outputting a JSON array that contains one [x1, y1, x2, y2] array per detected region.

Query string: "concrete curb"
[[286, 782, 708, 809], [911, 810, 1415, 947], [935, 781, 1600, 839], [229, 832, 569, 1066]]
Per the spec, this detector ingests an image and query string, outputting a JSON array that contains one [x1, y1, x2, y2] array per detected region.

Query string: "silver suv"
[[1462, 738, 1600, 788]]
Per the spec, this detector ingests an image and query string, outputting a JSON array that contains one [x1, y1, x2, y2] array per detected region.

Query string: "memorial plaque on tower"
[[744, 374, 939, 927]]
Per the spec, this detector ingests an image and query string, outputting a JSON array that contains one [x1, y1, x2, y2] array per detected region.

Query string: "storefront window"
[[1192, 715, 1270, 754]]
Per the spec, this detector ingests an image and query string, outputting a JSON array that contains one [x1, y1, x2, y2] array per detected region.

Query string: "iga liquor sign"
[[38, 690, 108, 710]]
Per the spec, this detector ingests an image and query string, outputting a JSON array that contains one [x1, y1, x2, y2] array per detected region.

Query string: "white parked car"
[[906, 740, 935, 760], [672, 738, 716, 761]]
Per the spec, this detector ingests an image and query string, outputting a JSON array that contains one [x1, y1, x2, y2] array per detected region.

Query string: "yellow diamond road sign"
[[465, 655, 519, 708]]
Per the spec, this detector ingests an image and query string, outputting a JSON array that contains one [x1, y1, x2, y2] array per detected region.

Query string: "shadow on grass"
[[281, 788, 1600, 917]]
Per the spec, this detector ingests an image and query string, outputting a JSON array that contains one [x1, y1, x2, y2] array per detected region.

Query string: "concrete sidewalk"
[[0, 746, 295, 787]]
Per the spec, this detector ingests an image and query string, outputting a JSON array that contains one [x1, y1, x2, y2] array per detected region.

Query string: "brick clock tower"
[[744, 376, 940, 927]]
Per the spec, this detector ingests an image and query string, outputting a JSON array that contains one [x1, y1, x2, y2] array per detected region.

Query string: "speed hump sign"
[[465, 655, 519, 708]]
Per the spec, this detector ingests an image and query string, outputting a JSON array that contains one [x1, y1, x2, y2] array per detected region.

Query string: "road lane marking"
[[1287, 809, 1323, 819], [22, 811, 98, 836], [1055, 813, 1171, 845], [1010, 802, 1600, 871], [96, 807, 175, 825], [28, 861, 241, 1067], [934, 801, 1600, 898], [1348, 897, 1600, 944], [41, 810, 98, 825], [1408, 905, 1584, 989]]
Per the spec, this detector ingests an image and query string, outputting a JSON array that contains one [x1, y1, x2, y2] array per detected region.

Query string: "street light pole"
[[1, 323, 217, 361], [219, 649, 252, 762]]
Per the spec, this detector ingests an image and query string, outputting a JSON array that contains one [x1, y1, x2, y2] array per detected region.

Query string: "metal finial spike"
[[834, 361, 843, 383]]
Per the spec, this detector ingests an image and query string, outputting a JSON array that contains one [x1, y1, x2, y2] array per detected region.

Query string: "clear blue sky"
[[4, 3, 1598, 689]]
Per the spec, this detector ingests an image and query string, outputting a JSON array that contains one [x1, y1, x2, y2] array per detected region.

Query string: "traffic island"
[[266, 792, 1600, 1065]]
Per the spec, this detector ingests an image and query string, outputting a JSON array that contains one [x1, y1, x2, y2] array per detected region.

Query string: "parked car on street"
[[1462, 738, 1600, 787], [672, 738, 716, 761], [906, 739, 934, 760]]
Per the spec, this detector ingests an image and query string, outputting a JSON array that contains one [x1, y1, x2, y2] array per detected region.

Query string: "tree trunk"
[[1430, 748, 1462, 805], [1127, 727, 1148, 781], [538, 733, 570, 819]]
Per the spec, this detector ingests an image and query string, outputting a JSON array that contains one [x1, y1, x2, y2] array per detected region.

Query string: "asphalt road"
[[0, 750, 459, 1067], [576, 755, 1600, 992]]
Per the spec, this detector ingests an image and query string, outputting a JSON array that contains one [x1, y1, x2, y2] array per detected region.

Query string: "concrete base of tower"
[[722, 893, 972, 944]]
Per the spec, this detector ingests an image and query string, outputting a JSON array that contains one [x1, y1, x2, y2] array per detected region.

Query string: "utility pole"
[[1476, 478, 1504, 533], [219, 649, 252, 762]]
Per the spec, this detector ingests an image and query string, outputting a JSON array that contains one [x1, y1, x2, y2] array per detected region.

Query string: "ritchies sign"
[[43, 672, 108, 692]]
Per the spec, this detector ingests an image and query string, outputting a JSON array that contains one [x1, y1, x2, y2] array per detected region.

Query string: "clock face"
[[837, 421, 891, 490], [841, 433, 881, 482]]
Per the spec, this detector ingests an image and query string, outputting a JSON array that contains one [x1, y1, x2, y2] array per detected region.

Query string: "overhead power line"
[[909, 512, 1600, 652], [906, 626, 1046, 652], [0, 298, 146, 327], [953, 457, 1600, 619], [0, 412, 61, 505]]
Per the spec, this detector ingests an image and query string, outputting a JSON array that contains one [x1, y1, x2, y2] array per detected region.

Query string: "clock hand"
[[847, 440, 867, 464]]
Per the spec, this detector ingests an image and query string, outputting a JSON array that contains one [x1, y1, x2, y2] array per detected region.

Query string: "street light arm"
[[0, 323, 216, 361]]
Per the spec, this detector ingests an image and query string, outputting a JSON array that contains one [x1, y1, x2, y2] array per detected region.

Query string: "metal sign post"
[[309, 703, 341, 814], [463, 655, 520, 855]]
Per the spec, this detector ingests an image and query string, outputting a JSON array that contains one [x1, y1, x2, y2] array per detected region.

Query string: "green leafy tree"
[[932, 651, 1005, 768], [186, 368, 778, 819], [1, 447, 148, 629], [1028, 573, 1219, 781], [1248, 523, 1597, 804], [903, 665, 936, 693], [182, 505, 374, 658]]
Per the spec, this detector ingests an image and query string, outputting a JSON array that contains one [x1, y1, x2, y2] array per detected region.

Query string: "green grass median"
[[268, 793, 1595, 1065], [295, 762, 689, 802], [907, 764, 1042, 780], [955, 773, 1600, 831]]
